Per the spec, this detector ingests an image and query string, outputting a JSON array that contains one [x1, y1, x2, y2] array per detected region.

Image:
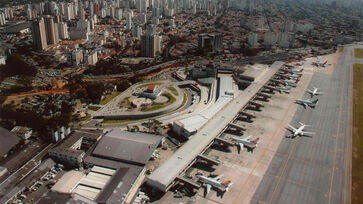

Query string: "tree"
[[2, 54, 37, 77], [85, 83, 105, 103], [115, 79, 131, 92]]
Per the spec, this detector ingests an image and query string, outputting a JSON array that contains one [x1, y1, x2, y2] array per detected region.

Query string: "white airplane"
[[287, 122, 315, 138], [232, 136, 260, 152], [276, 86, 292, 93], [306, 87, 323, 97], [288, 73, 302, 79], [312, 61, 327, 67], [281, 68, 303, 74], [291, 68, 304, 74], [196, 174, 233, 196], [295, 98, 318, 109], [283, 79, 299, 86]]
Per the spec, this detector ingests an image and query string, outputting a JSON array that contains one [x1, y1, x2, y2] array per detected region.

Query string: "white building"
[[133, 25, 142, 39], [85, 50, 98, 65], [58, 22, 69, 39], [11, 126, 33, 140], [126, 12, 132, 30], [140, 13, 147, 24], [65, 3, 75, 21], [26, 8, 33, 20], [68, 49, 84, 66]]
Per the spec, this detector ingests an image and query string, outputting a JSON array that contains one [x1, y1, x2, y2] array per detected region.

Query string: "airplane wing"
[[239, 142, 244, 150], [244, 135, 251, 140], [306, 89, 312, 93], [215, 174, 223, 181], [206, 184, 211, 195], [316, 92, 324, 95], [302, 131, 315, 136], [288, 124, 297, 132]]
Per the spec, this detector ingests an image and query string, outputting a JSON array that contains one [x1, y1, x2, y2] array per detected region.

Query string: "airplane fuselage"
[[198, 176, 228, 191], [234, 138, 257, 147], [294, 125, 305, 136]]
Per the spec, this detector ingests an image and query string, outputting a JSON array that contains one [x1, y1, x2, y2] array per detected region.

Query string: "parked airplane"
[[312, 61, 327, 67], [288, 73, 302, 79], [306, 87, 323, 97], [295, 98, 319, 108], [196, 174, 233, 196], [287, 122, 315, 138], [232, 136, 260, 152], [282, 68, 303, 73], [276, 86, 292, 93], [283, 79, 299, 86], [291, 68, 304, 73]]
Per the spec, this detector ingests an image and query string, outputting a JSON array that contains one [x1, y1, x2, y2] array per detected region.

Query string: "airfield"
[[154, 46, 357, 204]]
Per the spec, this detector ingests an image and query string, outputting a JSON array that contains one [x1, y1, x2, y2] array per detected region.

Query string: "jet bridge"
[[228, 123, 247, 131], [197, 154, 220, 165], [214, 137, 234, 146], [176, 176, 201, 189]]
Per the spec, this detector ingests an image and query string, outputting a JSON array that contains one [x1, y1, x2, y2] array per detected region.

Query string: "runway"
[[251, 47, 354, 204]]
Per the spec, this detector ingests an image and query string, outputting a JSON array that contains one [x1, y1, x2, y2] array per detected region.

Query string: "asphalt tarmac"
[[251, 48, 354, 204]]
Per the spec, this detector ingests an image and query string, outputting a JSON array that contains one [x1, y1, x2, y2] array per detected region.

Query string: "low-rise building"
[[0, 127, 20, 160], [10, 126, 32, 140], [49, 129, 103, 167]]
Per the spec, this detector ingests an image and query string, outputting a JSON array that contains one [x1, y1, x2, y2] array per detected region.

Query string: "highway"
[[251, 46, 355, 204]]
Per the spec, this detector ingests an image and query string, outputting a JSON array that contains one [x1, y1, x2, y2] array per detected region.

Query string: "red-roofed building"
[[147, 84, 156, 93]]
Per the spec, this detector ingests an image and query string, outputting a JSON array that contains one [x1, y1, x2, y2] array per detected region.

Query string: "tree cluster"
[[0, 54, 37, 78], [0, 102, 73, 142], [84, 58, 129, 76]]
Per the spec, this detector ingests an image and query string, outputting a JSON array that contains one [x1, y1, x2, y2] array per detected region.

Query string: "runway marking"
[[231, 95, 297, 204], [328, 55, 349, 204], [343, 59, 353, 204], [269, 109, 311, 204], [293, 101, 325, 204]]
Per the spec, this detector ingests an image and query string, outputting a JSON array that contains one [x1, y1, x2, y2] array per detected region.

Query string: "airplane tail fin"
[[222, 180, 233, 191], [250, 137, 260, 145]]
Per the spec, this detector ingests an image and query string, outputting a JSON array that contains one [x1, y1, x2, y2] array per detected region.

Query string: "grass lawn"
[[142, 92, 176, 112], [88, 106, 101, 111], [338, 47, 344, 53], [352, 63, 363, 203], [142, 104, 166, 112], [354, 48, 363, 59], [162, 92, 176, 103], [167, 86, 179, 96], [100, 91, 120, 105], [102, 118, 138, 124]]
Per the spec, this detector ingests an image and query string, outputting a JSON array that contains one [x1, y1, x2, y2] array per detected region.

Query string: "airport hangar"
[[147, 61, 284, 192]]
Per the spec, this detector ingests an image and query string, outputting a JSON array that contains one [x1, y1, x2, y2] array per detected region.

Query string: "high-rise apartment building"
[[141, 34, 161, 57], [58, 22, 69, 39], [32, 17, 47, 50], [44, 15, 58, 45]]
